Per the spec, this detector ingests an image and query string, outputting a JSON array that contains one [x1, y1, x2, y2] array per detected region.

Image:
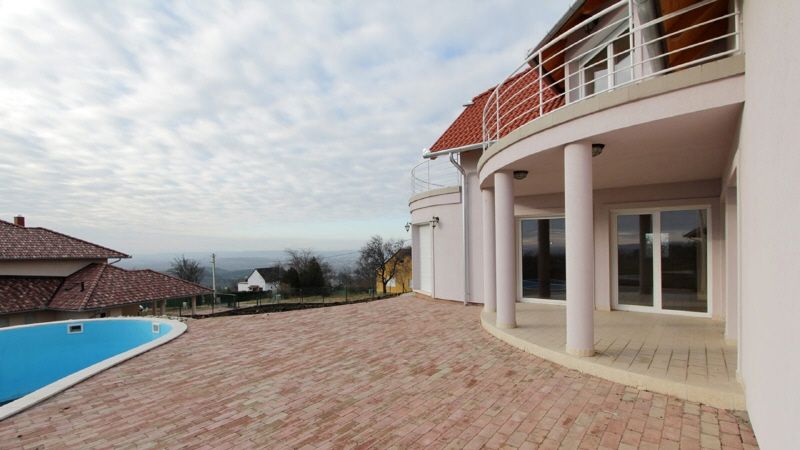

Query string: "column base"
[[483, 306, 496, 313], [566, 347, 595, 357], [496, 321, 517, 329]]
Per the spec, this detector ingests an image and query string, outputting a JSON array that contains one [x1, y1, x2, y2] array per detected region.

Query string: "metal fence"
[[153, 286, 400, 318]]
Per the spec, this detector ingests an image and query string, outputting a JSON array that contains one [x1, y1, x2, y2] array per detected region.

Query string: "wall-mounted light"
[[513, 170, 528, 180], [405, 222, 411, 232], [592, 143, 605, 157], [430, 216, 440, 228]]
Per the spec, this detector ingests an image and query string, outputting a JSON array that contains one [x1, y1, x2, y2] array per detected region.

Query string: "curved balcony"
[[410, 158, 460, 196], [482, 0, 741, 149]]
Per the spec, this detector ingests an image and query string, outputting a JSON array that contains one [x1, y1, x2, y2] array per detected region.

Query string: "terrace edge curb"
[[480, 311, 746, 411]]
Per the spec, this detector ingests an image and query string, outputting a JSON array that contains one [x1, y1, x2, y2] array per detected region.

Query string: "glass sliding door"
[[616, 214, 654, 307], [613, 208, 710, 315], [660, 210, 708, 313], [521, 218, 566, 300]]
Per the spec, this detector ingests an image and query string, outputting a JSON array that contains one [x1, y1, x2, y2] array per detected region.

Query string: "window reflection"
[[661, 210, 708, 312], [617, 214, 654, 307], [521, 218, 566, 300]]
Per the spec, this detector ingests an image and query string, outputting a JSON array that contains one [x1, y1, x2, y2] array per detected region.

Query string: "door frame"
[[517, 214, 568, 305], [610, 204, 713, 318]]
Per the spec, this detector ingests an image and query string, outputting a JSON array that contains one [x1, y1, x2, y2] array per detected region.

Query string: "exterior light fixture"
[[513, 170, 528, 180], [405, 222, 411, 232], [592, 143, 605, 157], [430, 216, 440, 228]]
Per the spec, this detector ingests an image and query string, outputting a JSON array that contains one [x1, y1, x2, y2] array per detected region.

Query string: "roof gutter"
[[422, 142, 485, 159]]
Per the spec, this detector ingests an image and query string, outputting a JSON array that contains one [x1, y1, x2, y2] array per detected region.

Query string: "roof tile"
[[0, 220, 129, 261]]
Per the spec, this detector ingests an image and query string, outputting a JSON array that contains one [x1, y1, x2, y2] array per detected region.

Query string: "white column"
[[494, 172, 516, 328], [160, 300, 166, 316], [724, 186, 738, 341], [565, 141, 595, 356], [482, 188, 496, 312], [191, 295, 197, 316]]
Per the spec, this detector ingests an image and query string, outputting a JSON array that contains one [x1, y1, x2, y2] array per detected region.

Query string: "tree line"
[[167, 235, 408, 294]]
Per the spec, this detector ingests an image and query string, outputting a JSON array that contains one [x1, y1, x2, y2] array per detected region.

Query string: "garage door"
[[418, 224, 433, 294]]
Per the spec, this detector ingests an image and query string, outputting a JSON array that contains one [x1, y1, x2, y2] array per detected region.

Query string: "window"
[[577, 28, 632, 99], [521, 218, 566, 300]]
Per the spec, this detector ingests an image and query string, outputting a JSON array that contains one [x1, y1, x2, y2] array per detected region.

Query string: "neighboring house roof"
[[48, 263, 212, 311], [429, 68, 564, 153], [387, 247, 412, 263], [0, 277, 63, 314], [254, 267, 281, 283], [0, 219, 129, 261]]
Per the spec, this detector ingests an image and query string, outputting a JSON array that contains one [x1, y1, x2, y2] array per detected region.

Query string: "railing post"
[[538, 50, 544, 116], [628, 0, 636, 80]]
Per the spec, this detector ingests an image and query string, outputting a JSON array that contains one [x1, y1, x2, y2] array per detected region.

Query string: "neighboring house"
[[237, 267, 280, 292], [0, 216, 211, 326], [375, 247, 411, 294], [408, 1, 800, 447]]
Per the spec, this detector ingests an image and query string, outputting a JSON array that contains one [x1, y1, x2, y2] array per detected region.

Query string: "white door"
[[418, 224, 433, 294]]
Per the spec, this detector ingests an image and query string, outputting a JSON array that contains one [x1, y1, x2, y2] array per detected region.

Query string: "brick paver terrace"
[[0, 295, 758, 449]]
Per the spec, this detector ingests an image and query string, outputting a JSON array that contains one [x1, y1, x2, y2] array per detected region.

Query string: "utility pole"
[[211, 253, 217, 305]]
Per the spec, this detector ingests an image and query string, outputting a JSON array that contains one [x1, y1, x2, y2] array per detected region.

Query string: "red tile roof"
[[0, 219, 129, 261], [0, 277, 63, 314], [429, 68, 565, 152], [48, 263, 212, 311], [0, 264, 211, 315]]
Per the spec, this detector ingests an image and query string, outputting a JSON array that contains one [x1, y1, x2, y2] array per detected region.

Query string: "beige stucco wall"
[[737, 1, 800, 447]]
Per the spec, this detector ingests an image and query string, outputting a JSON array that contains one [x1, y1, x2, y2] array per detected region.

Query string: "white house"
[[409, 1, 800, 447], [237, 267, 281, 292]]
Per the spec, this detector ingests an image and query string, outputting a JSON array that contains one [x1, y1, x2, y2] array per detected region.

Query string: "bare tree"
[[284, 248, 332, 288], [357, 236, 404, 294], [167, 255, 206, 284]]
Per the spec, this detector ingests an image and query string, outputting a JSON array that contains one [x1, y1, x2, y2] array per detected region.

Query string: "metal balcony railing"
[[482, 0, 741, 149], [410, 158, 461, 196]]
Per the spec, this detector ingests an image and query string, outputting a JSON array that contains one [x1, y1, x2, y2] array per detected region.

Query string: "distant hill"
[[116, 250, 360, 289]]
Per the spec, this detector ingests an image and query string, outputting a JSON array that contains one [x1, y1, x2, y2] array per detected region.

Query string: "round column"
[[482, 188, 496, 312], [564, 141, 595, 356], [494, 172, 516, 328]]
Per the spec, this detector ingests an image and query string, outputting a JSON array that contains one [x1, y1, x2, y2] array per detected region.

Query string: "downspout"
[[423, 143, 490, 306], [449, 152, 469, 306]]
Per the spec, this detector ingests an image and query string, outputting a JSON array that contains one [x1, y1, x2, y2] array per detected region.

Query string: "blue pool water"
[[0, 319, 172, 404]]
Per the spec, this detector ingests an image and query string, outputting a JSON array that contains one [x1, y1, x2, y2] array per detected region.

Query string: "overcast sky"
[[0, 0, 566, 255]]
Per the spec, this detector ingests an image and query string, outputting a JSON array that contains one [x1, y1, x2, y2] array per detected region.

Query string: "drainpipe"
[[422, 143, 492, 306], [449, 152, 469, 306]]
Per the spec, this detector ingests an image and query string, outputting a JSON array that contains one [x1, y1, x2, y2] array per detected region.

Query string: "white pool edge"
[[0, 317, 187, 421]]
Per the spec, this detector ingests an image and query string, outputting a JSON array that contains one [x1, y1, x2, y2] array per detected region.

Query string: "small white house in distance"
[[237, 267, 280, 292]]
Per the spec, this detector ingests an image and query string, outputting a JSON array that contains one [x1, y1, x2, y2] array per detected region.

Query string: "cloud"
[[0, 0, 565, 253]]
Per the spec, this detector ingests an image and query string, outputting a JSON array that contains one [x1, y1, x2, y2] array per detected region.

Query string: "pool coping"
[[0, 317, 187, 421]]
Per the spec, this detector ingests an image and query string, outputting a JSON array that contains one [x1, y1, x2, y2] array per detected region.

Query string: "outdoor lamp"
[[430, 216, 440, 228], [592, 143, 605, 157], [405, 222, 411, 232], [513, 170, 528, 180]]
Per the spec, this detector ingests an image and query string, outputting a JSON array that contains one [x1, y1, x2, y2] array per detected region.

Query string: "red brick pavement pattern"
[[0, 296, 758, 449]]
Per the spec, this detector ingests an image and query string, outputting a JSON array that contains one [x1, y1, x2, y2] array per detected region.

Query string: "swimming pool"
[[0, 317, 186, 420]]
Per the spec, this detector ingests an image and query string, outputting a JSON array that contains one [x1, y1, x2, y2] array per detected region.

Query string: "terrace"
[[0, 295, 757, 448]]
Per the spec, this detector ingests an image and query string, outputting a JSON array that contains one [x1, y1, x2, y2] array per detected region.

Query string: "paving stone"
[[0, 296, 759, 449]]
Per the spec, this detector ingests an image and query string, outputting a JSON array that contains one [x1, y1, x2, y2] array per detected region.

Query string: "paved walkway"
[[482, 304, 743, 409], [0, 296, 757, 449]]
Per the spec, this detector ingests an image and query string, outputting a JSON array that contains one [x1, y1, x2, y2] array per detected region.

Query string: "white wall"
[[410, 190, 463, 302], [0, 259, 103, 276], [738, 1, 800, 447]]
